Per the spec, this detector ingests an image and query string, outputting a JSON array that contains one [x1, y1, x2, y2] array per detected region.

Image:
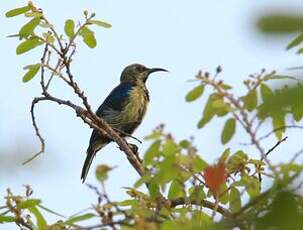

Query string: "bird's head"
[[120, 64, 167, 84]]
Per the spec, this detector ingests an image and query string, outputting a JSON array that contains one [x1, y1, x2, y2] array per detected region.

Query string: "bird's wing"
[[96, 82, 134, 123], [88, 82, 134, 147]]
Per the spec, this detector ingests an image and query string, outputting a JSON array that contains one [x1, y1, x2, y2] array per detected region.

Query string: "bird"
[[81, 63, 167, 182]]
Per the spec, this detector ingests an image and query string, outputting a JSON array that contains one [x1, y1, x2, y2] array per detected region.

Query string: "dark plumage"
[[81, 63, 167, 182]]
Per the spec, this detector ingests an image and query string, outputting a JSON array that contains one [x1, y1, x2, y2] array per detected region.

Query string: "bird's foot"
[[128, 143, 138, 153], [118, 143, 142, 163]]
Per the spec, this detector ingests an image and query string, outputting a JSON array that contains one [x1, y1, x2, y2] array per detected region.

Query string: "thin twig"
[[45, 59, 63, 89], [79, 220, 132, 230], [263, 136, 288, 159], [258, 125, 303, 141], [291, 148, 303, 163], [251, 136, 288, 178], [41, 17, 64, 53], [23, 44, 49, 164], [170, 197, 232, 218]]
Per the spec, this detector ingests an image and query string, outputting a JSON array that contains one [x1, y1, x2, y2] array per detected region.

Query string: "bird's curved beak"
[[147, 67, 168, 75]]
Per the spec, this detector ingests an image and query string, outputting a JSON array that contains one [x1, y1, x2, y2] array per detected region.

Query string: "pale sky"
[[1, 0, 303, 228]]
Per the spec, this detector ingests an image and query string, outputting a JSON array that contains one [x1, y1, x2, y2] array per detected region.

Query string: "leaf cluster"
[[6, 2, 111, 83], [3, 2, 303, 230]]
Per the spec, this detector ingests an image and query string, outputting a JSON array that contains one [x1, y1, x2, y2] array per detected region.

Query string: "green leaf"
[[221, 118, 236, 144], [148, 178, 160, 199], [212, 98, 231, 117], [228, 150, 248, 172], [0, 216, 15, 223], [28, 206, 47, 229], [64, 19, 75, 39], [229, 187, 241, 213], [243, 90, 257, 112], [189, 186, 206, 203], [144, 140, 161, 165], [220, 148, 230, 162], [257, 15, 303, 34], [242, 175, 260, 199], [134, 174, 151, 188], [185, 85, 204, 102], [89, 19, 112, 28], [157, 155, 178, 184], [260, 84, 273, 102], [212, 98, 226, 108], [198, 95, 216, 128], [219, 184, 229, 204], [287, 33, 303, 50], [65, 213, 96, 225], [5, 6, 31, 17], [22, 64, 41, 83], [16, 37, 43, 55], [24, 12, 43, 18], [95, 164, 113, 182], [19, 17, 41, 38], [258, 85, 303, 119], [292, 102, 303, 122], [272, 114, 285, 140], [163, 139, 179, 156], [220, 83, 232, 90], [193, 156, 207, 172], [248, 159, 265, 167], [168, 180, 185, 199], [117, 199, 138, 207], [263, 74, 297, 81], [256, 191, 303, 229], [18, 199, 41, 209], [280, 163, 303, 174], [80, 26, 97, 48], [42, 32, 54, 44], [179, 140, 190, 148], [191, 212, 214, 229], [144, 130, 162, 140]]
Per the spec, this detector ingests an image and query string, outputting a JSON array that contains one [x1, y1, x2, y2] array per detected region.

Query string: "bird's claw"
[[128, 143, 138, 153], [118, 143, 142, 163]]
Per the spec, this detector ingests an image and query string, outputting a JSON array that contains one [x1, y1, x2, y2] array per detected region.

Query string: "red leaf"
[[203, 162, 227, 196]]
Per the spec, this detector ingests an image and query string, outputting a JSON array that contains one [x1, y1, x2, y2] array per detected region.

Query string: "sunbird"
[[81, 63, 167, 182]]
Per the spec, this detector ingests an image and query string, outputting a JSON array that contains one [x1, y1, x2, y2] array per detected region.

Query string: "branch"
[[60, 49, 146, 176], [23, 97, 46, 165], [203, 75, 277, 177], [28, 92, 146, 178], [170, 197, 232, 218], [22, 14, 149, 196], [24, 23, 147, 177]]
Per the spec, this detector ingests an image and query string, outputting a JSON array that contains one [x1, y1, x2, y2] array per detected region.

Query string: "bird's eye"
[[136, 65, 145, 72]]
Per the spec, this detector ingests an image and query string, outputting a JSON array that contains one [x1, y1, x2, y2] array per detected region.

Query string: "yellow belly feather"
[[112, 86, 148, 127]]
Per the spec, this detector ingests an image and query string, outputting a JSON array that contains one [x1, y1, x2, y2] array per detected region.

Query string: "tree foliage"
[[2, 2, 303, 230]]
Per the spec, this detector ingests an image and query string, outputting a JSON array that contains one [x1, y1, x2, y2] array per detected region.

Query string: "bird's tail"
[[81, 144, 105, 183]]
